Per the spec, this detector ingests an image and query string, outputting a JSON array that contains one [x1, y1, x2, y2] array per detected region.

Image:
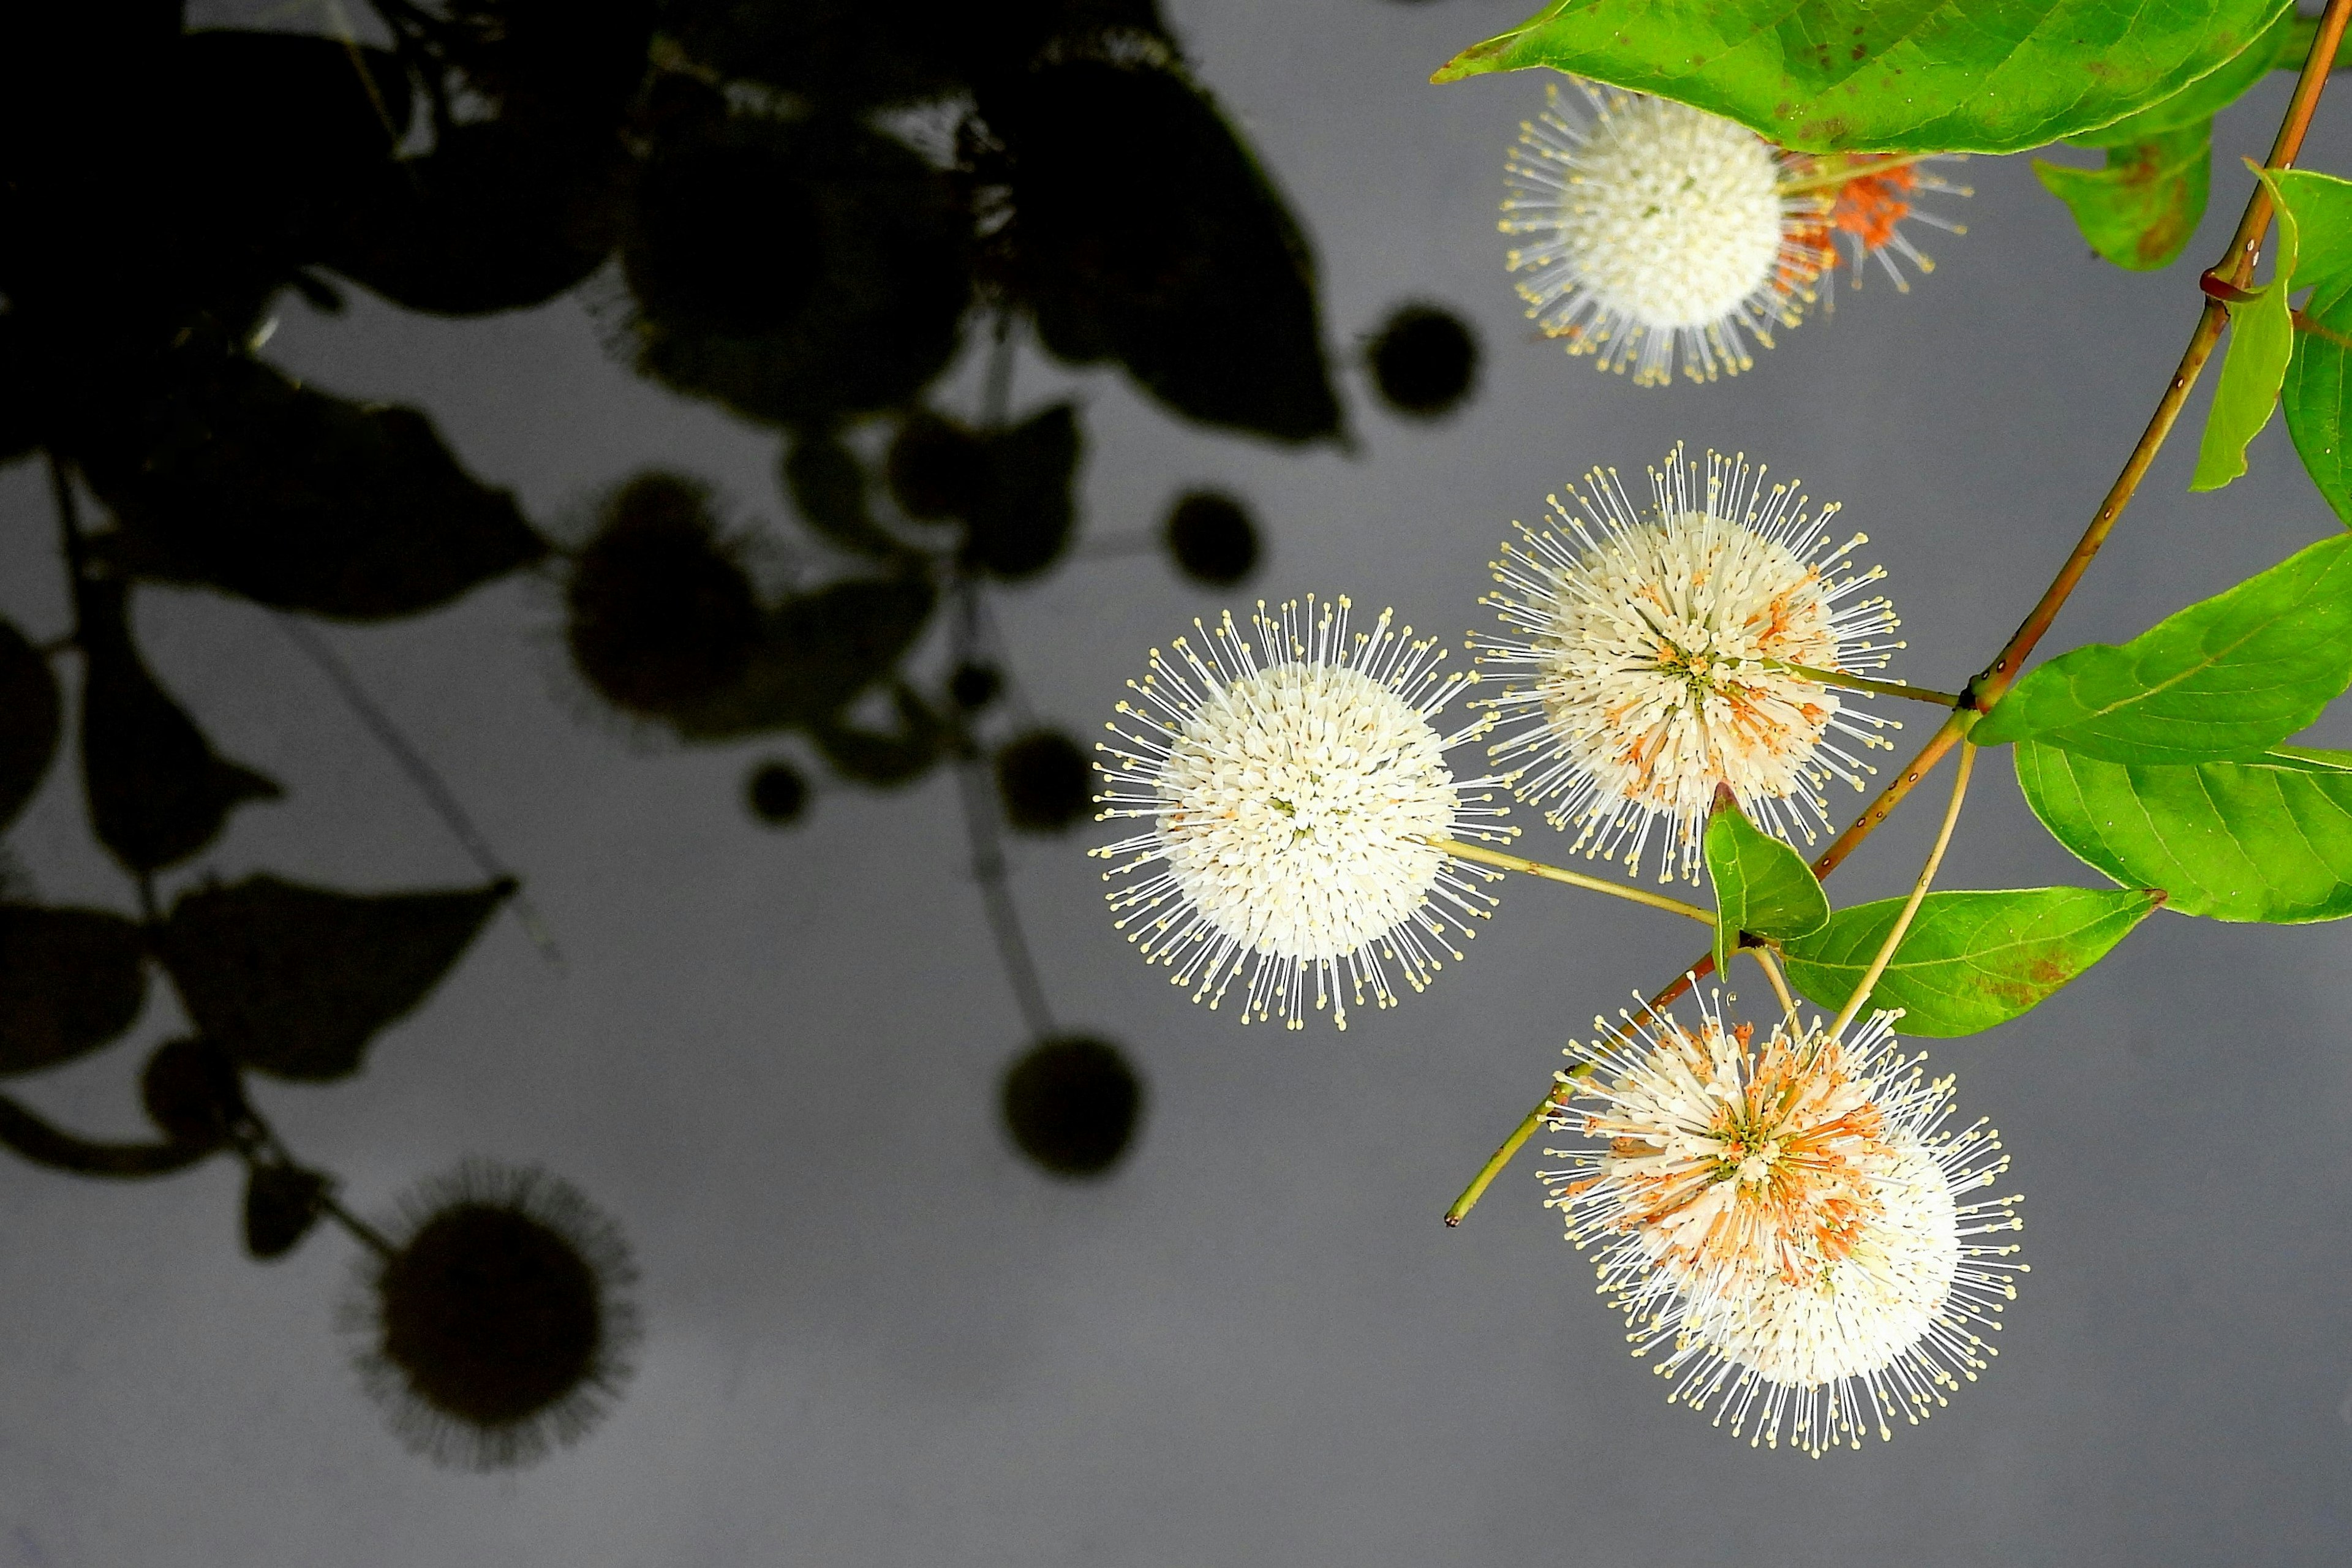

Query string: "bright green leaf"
[[2070, 7, 2304, 145], [1779, 888, 2160, 1036], [2016, 738, 2352, 921], [2283, 274, 2352, 524], [1971, 532, 2352, 762], [1704, 790, 1830, 978], [2034, 122, 2211, 271], [2193, 165, 2301, 491], [1431, 0, 2291, 155]]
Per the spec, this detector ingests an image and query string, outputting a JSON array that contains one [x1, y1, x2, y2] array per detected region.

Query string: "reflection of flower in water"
[[1542, 997, 2024, 1455], [344, 1161, 639, 1471]]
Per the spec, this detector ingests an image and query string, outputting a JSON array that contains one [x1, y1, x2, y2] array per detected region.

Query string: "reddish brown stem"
[[1444, 0, 2352, 1227]]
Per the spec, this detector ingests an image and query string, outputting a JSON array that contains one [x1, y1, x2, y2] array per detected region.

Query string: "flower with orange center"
[[1472, 444, 1903, 883], [1542, 996, 2024, 1455], [1785, 153, 1972, 296]]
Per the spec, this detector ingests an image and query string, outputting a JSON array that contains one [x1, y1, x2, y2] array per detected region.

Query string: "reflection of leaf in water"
[[0, 904, 149, 1076], [440, 0, 656, 125], [665, 571, 937, 741], [965, 404, 1081, 581], [79, 347, 548, 620], [160, 875, 513, 1082], [139, 1037, 250, 1149], [623, 113, 972, 425], [76, 577, 281, 875], [985, 59, 1340, 443], [0, 616, 60, 833], [244, 1163, 331, 1260], [812, 684, 943, 786], [783, 429, 909, 560], [323, 121, 632, 318]]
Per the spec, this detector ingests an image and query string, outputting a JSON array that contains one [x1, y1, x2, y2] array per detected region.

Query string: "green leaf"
[[2193, 165, 2301, 491], [1703, 790, 1829, 978], [1431, 0, 2291, 154], [2283, 274, 2352, 523], [2034, 122, 2211, 272], [2016, 737, 2352, 921], [1971, 533, 2352, 762], [1779, 888, 2160, 1036], [2070, 7, 2304, 145]]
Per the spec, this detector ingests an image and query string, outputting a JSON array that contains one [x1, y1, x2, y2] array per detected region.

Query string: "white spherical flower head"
[[1474, 444, 1903, 882], [1542, 998, 2024, 1455], [1501, 81, 1828, 385], [1095, 597, 1513, 1030]]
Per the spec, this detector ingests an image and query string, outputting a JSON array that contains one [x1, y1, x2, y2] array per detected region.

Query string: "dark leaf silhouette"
[[1366, 303, 1479, 418], [624, 113, 972, 426], [179, 31, 413, 186], [77, 576, 281, 874], [886, 412, 990, 521], [0, 1096, 213, 1180], [323, 121, 631, 317], [666, 571, 937, 739], [812, 685, 943, 786], [0, 616, 60, 832], [1001, 1035, 1142, 1178], [995, 729, 1093, 831], [442, 0, 656, 126], [139, 1037, 251, 1149], [950, 661, 1003, 711], [1163, 491, 1260, 586], [160, 875, 513, 1082], [966, 404, 1080, 580], [244, 1163, 330, 1259], [986, 59, 1340, 443], [565, 471, 761, 718], [745, 760, 810, 826], [783, 430, 907, 559], [0, 315, 39, 461], [79, 350, 548, 620], [0, 904, 148, 1076]]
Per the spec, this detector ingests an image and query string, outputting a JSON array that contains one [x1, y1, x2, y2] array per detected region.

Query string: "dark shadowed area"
[[2, 1, 2351, 1564]]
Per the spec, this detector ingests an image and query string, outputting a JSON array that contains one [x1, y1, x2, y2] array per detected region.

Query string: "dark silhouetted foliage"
[[1164, 491, 1261, 586], [78, 347, 548, 619], [349, 1161, 638, 1471], [951, 662, 1003, 710], [665, 571, 937, 740], [0, 905, 149, 1076], [140, 1037, 251, 1150], [1001, 1035, 1142, 1177], [887, 412, 990, 521], [160, 875, 513, 1082], [982, 59, 1340, 443], [0, 617, 59, 833], [785, 429, 905, 558], [566, 472, 762, 718], [625, 113, 973, 426], [75, 576, 281, 875], [1366, 303, 1479, 418], [746, 759, 809, 824], [965, 404, 1080, 579], [244, 1163, 330, 1260], [995, 730, 1093, 832], [812, 685, 943, 786]]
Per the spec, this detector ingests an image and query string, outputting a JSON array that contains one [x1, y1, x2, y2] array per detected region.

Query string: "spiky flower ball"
[[1094, 597, 1512, 1029], [1501, 81, 1827, 385], [1542, 997, 2024, 1455], [1789, 153, 1972, 297], [344, 1161, 639, 1471], [1473, 444, 1901, 883]]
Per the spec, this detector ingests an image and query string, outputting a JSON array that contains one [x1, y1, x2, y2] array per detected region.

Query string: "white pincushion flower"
[[1542, 997, 2024, 1455], [1474, 444, 1902, 882], [1093, 597, 1512, 1030], [1501, 81, 1828, 385]]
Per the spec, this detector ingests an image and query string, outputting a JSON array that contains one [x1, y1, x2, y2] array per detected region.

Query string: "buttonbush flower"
[[1788, 153, 1972, 297], [1095, 596, 1512, 1029], [1474, 444, 1902, 882], [1542, 997, 2024, 1455], [1501, 81, 1828, 385]]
